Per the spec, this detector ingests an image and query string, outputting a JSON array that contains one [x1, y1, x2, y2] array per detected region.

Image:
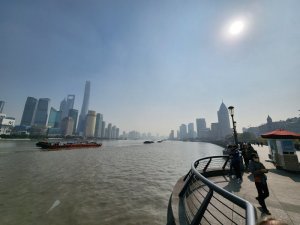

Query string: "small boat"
[[36, 141, 102, 150], [143, 141, 154, 144]]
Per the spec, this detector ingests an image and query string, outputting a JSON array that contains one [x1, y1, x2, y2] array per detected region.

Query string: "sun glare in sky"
[[228, 20, 245, 36]]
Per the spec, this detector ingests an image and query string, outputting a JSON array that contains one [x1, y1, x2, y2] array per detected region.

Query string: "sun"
[[228, 20, 245, 36]]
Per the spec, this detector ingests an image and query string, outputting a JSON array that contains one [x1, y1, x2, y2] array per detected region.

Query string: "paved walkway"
[[223, 145, 300, 224]]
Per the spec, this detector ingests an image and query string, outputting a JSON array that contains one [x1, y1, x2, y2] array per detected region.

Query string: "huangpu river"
[[0, 139, 223, 225]]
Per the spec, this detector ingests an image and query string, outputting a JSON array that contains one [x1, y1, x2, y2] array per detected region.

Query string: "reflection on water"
[[0, 140, 223, 225]]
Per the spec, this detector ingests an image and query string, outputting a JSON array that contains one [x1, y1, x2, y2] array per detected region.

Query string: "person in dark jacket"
[[230, 146, 243, 182], [249, 154, 270, 215]]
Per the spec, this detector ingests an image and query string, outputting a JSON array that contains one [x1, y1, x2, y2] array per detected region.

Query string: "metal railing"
[[178, 156, 255, 225]]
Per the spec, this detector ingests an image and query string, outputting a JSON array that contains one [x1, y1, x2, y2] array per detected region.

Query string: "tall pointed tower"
[[217, 101, 231, 139], [77, 81, 90, 135]]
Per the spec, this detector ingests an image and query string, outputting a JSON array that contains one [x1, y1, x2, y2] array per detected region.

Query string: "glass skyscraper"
[[60, 95, 75, 120], [48, 107, 62, 128], [33, 98, 50, 126], [68, 108, 78, 134], [20, 97, 38, 126], [77, 81, 90, 135], [95, 113, 103, 138]]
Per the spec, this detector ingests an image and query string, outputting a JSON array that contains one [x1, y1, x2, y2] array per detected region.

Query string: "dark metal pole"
[[228, 106, 238, 145]]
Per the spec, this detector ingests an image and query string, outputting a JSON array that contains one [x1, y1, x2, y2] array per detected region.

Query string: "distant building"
[[61, 117, 74, 136], [211, 123, 220, 140], [196, 118, 210, 138], [112, 125, 116, 139], [217, 102, 231, 139], [101, 121, 106, 138], [47, 107, 62, 128], [188, 123, 196, 139], [68, 109, 78, 135], [85, 110, 96, 137], [60, 95, 75, 120], [0, 114, 15, 135], [0, 101, 4, 113], [95, 113, 103, 138], [77, 81, 90, 135], [33, 98, 50, 126], [179, 124, 187, 140], [107, 123, 112, 139], [20, 97, 38, 126], [116, 128, 120, 139], [169, 130, 175, 140]]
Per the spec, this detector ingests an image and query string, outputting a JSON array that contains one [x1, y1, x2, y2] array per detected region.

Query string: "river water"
[[0, 140, 223, 225]]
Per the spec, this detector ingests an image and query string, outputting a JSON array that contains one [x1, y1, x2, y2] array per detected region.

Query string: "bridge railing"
[[178, 156, 255, 225]]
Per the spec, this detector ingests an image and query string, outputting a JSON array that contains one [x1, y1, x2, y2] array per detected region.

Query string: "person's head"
[[252, 153, 259, 162], [256, 216, 288, 225]]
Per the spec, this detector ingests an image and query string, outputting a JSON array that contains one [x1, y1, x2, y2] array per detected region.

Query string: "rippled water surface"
[[0, 140, 223, 225]]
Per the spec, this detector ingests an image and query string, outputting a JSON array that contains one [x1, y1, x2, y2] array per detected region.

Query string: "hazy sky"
[[1, 0, 300, 136]]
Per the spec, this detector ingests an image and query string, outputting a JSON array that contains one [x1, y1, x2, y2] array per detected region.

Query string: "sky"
[[1, 0, 300, 136]]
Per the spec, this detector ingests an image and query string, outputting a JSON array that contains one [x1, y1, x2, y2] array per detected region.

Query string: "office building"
[[169, 130, 175, 140], [33, 98, 50, 126], [61, 117, 74, 136], [188, 123, 196, 139], [77, 81, 90, 135], [85, 110, 96, 137], [95, 113, 103, 138], [217, 102, 231, 139], [68, 109, 78, 134], [196, 118, 210, 139], [60, 95, 75, 120], [20, 97, 38, 126], [116, 128, 119, 139], [101, 121, 106, 138], [179, 124, 187, 140], [0, 101, 4, 113], [48, 107, 62, 128], [107, 123, 112, 139]]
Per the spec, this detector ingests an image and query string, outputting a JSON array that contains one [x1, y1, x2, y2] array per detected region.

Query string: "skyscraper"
[[0, 101, 4, 113], [47, 107, 62, 128], [60, 95, 75, 120], [77, 81, 90, 135], [20, 97, 38, 126], [196, 118, 210, 139], [188, 123, 195, 139], [217, 102, 231, 139], [84, 110, 96, 137], [33, 98, 50, 126], [95, 113, 103, 138], [68, 109, 78, 134], [179, 124, 187, 140]]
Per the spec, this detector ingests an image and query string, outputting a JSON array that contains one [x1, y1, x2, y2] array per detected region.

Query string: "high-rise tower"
[[20, 97, 38, 126], [60, 95, 75, 120], [77, 81, 90, 135], [33, 98, 50, 126], [217, 102, 231, 139]]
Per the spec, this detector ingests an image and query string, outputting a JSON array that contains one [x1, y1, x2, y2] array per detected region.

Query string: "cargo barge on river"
[[36, 141, 102, 150]]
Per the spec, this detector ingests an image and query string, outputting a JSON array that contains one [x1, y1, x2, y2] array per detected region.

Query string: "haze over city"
[[1, 0, 300, 136]]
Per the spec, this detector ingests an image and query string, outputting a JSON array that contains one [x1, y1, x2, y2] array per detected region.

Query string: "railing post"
[[179, 173, 193, 197], [203, 158, 212, 173], [222, 156, 230, 170], [190, 189, 213, 225]]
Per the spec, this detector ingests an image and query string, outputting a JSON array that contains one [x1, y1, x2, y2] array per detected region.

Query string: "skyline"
[[1, 1, 300, 136]]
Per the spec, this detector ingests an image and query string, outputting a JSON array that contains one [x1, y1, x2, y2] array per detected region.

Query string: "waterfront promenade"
[[226, 145, 300, 224]]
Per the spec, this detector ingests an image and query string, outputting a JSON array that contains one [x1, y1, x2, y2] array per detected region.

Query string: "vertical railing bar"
[[190, 189, 214, 225]]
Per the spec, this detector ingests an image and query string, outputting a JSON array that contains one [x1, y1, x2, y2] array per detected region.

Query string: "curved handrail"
[[178, 155, 256, 225]]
